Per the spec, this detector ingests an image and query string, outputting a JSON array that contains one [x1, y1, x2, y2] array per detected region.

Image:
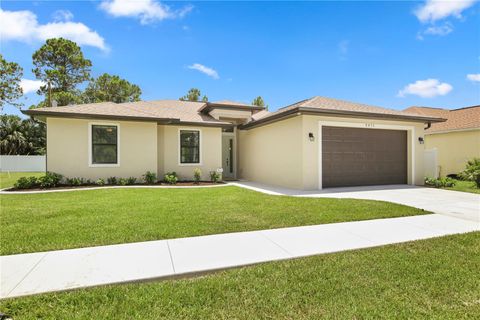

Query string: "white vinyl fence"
[[424, 148, 439, 179], [0, 155, 46, 172]]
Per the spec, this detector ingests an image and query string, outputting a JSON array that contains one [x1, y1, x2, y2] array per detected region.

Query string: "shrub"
[[193, 168, 202, 184], [67, 177, 85, 186], [164, 172, 178, 185], [118, 178, 128, 186], [210, 171, 221, 183], [425, 177, 456, 188], [458, 158, 480, 188], [14, 176, 39, 189], [96, 178, 105, 186], [143, 171, 157, 184], [127, 177, 137, 185], [38, 172, 63, 188], [107, 176, 118, 185]]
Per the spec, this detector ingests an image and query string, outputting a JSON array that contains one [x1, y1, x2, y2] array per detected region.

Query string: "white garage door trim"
[[318, 120, 416, 190]]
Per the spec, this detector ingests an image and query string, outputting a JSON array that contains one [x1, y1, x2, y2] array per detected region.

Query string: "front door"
[[222, 135, 235, 179]]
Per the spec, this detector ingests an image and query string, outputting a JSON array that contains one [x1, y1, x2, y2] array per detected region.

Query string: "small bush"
[[164, 172, 178, 185], [38, 172, 63, 188], [119, 178, 128, 186], [425, 177, 456, 188], [67, 177, 85, 186], [210, 171, 221, 183], [193, 168, 202, 184], [143, 171, 157, 184], [127, 177, 137, 185], [107, 177, 118, 185], [14, 176, 39, 189], [96, 178, 105, 186], [458, 158, 480, 188]]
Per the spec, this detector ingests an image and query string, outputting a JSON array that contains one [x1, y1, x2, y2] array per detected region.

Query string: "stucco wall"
[[158, 125, 222, 181], [425, 129, 480, 176], [47, 117, 157, 180], [238, 114, 426, 190], [238, 116, 304, 189]]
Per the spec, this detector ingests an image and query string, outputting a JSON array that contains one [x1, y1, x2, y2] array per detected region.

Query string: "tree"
[[0, 54, 23, 111], [252, 96, 268, 110], [0, 115, 46, 155], [83, 73, 142, 103], [32, 38, 92, 107], [179, 88, 208, 102]]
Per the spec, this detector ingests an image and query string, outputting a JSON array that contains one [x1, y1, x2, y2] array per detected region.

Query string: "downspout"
[[425, 122, 431, 130]]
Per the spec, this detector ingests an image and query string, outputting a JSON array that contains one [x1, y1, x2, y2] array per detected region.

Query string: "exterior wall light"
[[308, 132, 315, 141], [418, 137, 424, 144]]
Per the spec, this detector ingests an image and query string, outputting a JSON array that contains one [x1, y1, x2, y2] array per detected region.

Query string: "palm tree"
[[0, 115, 28, 155], [0, 115, 45, 155]]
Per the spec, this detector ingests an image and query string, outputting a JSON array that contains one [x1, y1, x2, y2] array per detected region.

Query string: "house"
[[23, 96, 444, 190], [404, 105, 480, 177]]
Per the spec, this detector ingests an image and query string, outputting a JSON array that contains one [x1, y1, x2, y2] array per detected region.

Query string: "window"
[[91, 125, 118, 164], [180, 130, 200, 164]]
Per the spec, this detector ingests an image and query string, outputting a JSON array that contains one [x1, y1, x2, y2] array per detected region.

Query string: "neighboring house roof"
[[23, 100, 232, 127], [404, 105, 480, 133], [241, 96, 446, 129]]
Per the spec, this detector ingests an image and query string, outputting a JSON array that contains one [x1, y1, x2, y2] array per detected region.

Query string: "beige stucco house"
[[24, 96, 444, 190], [404, 105, 480, 177]]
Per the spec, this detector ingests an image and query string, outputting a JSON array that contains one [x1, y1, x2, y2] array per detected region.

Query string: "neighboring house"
[[404, 105, 480, 177], [23, 96, 443, 190]]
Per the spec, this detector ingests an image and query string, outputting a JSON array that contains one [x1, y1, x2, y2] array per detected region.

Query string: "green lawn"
[[445, 179, 480, 194], [0, 186, 428, 255], [1, 232, 478, 319], [0, 171, 44, 189]]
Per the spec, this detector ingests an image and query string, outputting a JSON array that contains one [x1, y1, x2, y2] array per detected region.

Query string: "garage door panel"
[[322, 126, 407, 188]]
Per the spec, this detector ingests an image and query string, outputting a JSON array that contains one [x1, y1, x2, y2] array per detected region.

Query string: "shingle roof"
[[242, 96, 445, 128], [404, 105, 480, 133], [211, 100, 256, 107], [23, 96, 448, 129], [23, 100, 232, 126]]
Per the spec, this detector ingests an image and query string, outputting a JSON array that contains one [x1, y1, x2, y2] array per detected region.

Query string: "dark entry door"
[[322, 126, 407, 188]]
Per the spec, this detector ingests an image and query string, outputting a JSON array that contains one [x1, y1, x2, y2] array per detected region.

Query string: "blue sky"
[[1, 0, 479, 117]]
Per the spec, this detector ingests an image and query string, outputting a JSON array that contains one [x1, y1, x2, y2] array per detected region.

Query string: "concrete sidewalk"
[[1, 213, 478, 299]]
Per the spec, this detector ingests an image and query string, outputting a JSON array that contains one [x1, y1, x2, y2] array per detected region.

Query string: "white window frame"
[[88, 122, 121, 167], [318, 120, 415, 190], [178, 128, 202, 166]]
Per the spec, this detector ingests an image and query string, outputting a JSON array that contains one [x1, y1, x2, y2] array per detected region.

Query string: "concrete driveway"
[[230, 182, 480, 223]]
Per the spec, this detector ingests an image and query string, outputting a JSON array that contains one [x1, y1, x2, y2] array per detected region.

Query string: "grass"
[[0, 171, 44, 189], [0, 186, 428, 255], [1, 232, 478, 319], [444, 179, 480, 194]]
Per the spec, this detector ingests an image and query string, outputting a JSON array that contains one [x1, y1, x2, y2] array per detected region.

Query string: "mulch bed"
[[3, 181, 225, 192]]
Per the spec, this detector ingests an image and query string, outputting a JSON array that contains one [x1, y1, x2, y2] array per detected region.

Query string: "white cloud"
[[414, 0, 477, 23], [187, 63, 219, 79], [398, 79, 453, 98], [417, 22, 454, 39], [467, 73, 480, 82], [20, 79, 45, 94], [100, 0, 193, 24], [0, 9, 107, 51], [424, 23, 454, 35], [52, 10, 74, 22]]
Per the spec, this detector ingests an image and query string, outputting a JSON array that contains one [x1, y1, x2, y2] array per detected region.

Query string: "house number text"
[[364, 123, 375, 128]]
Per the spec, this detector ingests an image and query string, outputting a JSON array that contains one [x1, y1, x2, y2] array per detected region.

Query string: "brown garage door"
[[322, 126, 407, 188]]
